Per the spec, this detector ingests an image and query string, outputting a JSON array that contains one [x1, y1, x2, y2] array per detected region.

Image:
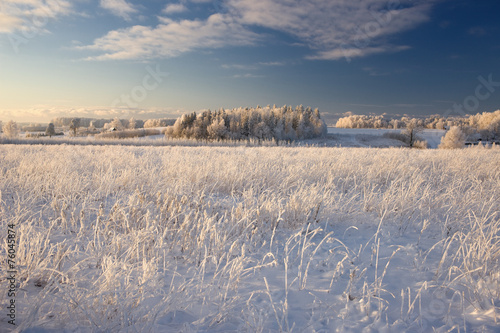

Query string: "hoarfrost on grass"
[[0, 145, 498, 332]]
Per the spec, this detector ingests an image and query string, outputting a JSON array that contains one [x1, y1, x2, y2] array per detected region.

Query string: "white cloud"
[[232, 73, 265, 78], [228, 0, 435, 60], [163, 3, 188, 14], [79, 14, 260, 60], [468, 26, 486, 37], [100, 0, 138, 21], [259, 61, 286, 66], [221, 61, 286, 72], [307, 45, 411, 61], [221, 64, 258, 70], [0, 13, 23, 33], [0, 0, 71, 34], [362, 66, 389, 77], [0, 106, 184, 123], [80, 0, 440, 61]]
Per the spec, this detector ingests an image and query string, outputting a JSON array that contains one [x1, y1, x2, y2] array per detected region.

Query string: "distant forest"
[[165, 105, 327, 141], [49, 117, 175, 129], [11, 107, 499, 143], [335, 110, 500, 141]]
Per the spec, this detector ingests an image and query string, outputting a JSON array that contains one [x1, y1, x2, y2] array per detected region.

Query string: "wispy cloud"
[[163, 3, 188, 14], [259, 61, 286, 66], [100, 0, 138, 21], [0, 13, 23, 33], [232, 73, 264, 78], [222, 61, 286, 70], [229, 0, 435, 61], [79, 0, 440, 61], [362, 67, 390, 76], [0, 106, 184, 123], [391, 103, 433, 108], [347, 103, 433, 109], [0, 0, 72, 34], [468, 26, 486, 37], [79, 14, 259, 60], [221, 64, 258, 70], [307, 46, 411, 61], [348, 103, 386, 108]]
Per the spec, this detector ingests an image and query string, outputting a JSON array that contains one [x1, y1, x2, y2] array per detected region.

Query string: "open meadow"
[[1, 144, 499, 332]]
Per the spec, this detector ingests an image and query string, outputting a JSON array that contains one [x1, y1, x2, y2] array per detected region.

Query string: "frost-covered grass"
[[0, 145, 499, 332], [0, 135, 284, 148]]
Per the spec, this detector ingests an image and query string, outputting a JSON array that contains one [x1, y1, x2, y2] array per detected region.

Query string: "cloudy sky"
[[0, 0, 499, 123]]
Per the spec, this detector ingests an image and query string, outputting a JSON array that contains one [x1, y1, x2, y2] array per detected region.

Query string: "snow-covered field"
[[1, 145, 499, 332], [326, 128, 446, 149], [12, 126, 446, 149]]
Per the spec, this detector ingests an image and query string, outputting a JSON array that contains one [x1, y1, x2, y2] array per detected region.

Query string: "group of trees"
[[50, 117, 175, 132], [2, 120, 20, 138], [380, 118, 428, 148], [3, 105, 328, 142], [336, 114, 453, 130], [336, 115, 393, 129], [336, 111, 499, 130], [0, 116, 177, 139], [2, 120, 61, 138], [97, 117, 174, 132], [465, 110, 500, 141], [336, 110, 500, 143], [50, 117, 142, 131], [3, 109, 498, 149], [144, 118, 175, 128], [164, 105, 327, 141]]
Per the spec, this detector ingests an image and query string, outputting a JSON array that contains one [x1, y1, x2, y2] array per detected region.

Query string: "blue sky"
[[0, 0, 499, 123]]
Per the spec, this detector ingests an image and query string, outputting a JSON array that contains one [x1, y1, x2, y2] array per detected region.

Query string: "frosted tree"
[[207, 117, 227, 140], [438, 126, 466, 149], [69, 118, 80, 136], [104, 117, 125, 131], [128, 117, 137, 129], [283, 116, 297, 141], [312, 108, 328, 136], [273, 118, 285, 140], [253, 121, 272, 140], [45, 123, 56, 137], [88, 121, 97, 132], [165, 117, 184, 138], [403, 118, 422, 148], [112, 117, 125, 130], [143, 119, 158, 128], [435, 119, 445, 130], [3, 120, 19, 138]]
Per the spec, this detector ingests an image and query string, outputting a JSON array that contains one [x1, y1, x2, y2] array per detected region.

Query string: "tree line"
[[336, 110, 500, 141], [165, 105, 327, 141], [50, 117, 175, 130]]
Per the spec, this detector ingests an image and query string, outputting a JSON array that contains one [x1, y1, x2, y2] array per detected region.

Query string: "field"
[[0, 144, 499, 332], [326, 128, 446, 149], [10, 126, 447, 149]]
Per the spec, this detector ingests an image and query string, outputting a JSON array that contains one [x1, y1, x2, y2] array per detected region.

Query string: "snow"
[[419, 129, 447, 149], [9, 126, 448, 149], [326, 127, 446, 148], [0, 145, 498, 332]]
